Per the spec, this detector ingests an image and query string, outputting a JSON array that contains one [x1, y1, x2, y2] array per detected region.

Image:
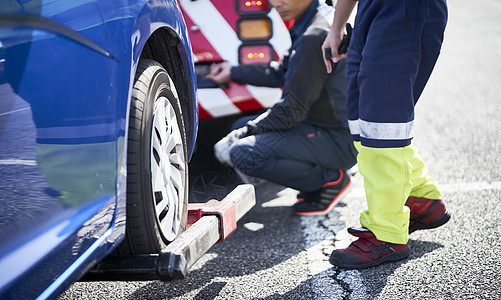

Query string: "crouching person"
[[208, 0, 357, 215]]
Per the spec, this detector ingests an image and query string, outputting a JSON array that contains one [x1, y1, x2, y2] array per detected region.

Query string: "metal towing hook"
[[82, 184, 256, 282]]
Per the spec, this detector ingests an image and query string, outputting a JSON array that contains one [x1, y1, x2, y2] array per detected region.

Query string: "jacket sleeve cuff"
[[229, 65, 246, 84], [246, 119, 264, 135]]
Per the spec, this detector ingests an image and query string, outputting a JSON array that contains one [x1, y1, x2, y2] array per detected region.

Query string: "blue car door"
[[0, 1, 120, 298]]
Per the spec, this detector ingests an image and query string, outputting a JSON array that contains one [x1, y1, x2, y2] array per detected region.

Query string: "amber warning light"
[[239, 44, 273, 65], [237, 0, 270, 14], [237, 18, 272, 40]]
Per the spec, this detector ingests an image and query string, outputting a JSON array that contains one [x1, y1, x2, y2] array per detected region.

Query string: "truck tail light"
[[237, 18, 272, 40], [235, 0, 275, 65], [236, 0, 270, 15], [239, 44, 273, 65]]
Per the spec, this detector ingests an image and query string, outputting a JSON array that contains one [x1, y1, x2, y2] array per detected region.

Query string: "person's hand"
[[205, 62, 232, 84], [322, 27, 347, 73]]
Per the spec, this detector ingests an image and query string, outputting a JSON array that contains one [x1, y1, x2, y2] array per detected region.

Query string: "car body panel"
[[0, 0, 197, 298]]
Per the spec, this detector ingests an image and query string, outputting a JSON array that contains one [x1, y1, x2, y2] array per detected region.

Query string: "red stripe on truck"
[[181, 6, 223, 62]]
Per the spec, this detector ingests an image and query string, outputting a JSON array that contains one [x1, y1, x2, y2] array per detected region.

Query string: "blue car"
[[0, 1, 198, 298]]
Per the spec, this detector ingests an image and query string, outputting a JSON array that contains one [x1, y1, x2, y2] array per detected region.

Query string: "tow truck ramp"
[[81, 184, 255, 281]]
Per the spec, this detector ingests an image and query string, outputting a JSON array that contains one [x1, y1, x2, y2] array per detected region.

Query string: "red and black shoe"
[[406, 197, 451, 233], [294, 170, 352, 216], [329, 227, 410, 269], [296, 191, 307, 202]]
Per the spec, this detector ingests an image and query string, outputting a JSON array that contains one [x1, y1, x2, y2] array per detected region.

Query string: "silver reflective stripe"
[[348, 119, 360, 135], [360, 119, 414, 140]]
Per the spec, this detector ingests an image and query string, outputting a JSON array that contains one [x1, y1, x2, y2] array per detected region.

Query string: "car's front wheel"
[[120, 59, 188, 254]]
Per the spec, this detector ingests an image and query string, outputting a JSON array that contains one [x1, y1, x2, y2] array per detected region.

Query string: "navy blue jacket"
[[230, 0, 348, 134]]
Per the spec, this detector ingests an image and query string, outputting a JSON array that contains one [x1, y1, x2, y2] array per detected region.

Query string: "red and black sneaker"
[[294, 170, 352, 216], [329, 227, 410, 269], [296, 191, 308, 202], [406, 196, 451, 233]]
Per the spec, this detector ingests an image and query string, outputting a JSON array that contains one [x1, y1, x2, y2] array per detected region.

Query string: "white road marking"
[[0, 107, 30, 117], [440, 181, 501, 193], [0, 159, 36, 166], [301, 213, 366, 298], [348, 180, 501, 198]]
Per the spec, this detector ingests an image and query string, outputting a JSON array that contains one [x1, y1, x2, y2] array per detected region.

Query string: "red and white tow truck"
[[180, 0, 292, 120]]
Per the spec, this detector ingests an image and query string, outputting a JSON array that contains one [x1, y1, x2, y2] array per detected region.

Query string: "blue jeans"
[[229, 122, 357, 192]]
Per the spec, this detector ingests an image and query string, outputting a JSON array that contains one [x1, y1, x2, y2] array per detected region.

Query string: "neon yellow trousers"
[[354, 142, 442, 244]]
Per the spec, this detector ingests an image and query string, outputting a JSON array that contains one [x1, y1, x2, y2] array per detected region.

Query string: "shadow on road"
[[188, 116, 240, 203], [136, 117, 447, 299], [126, 181, 309, 299], [257, 240, 445, 300], [125, 239, 444, 300]]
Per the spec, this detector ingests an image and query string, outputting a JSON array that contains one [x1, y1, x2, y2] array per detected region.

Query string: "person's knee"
[[229, 143, 264, 175]]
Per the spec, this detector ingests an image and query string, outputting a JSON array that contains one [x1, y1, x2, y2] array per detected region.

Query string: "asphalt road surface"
[[60, 1, 501, 299]]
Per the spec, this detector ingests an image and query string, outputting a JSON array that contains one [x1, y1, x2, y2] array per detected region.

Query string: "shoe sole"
[[330, 247, 411, 269], [409, 211, 451, 234], [296, 178, 352, 216]]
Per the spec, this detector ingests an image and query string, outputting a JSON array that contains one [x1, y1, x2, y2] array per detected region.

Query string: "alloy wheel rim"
[[150, 96, 186, 242]]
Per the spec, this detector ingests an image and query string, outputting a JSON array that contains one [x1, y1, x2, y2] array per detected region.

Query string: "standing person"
[[321, 0, 451, 269], [207, 0, 358, 216]]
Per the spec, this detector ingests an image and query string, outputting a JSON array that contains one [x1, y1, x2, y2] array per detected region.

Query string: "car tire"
[[120, 59, 188, 254]]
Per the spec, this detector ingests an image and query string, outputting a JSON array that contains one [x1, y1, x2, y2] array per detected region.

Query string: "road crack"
[[331, 268, 354, 299]]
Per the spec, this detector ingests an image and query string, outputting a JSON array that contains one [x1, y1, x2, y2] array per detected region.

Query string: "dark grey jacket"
[[230, 0, 348, 134]]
